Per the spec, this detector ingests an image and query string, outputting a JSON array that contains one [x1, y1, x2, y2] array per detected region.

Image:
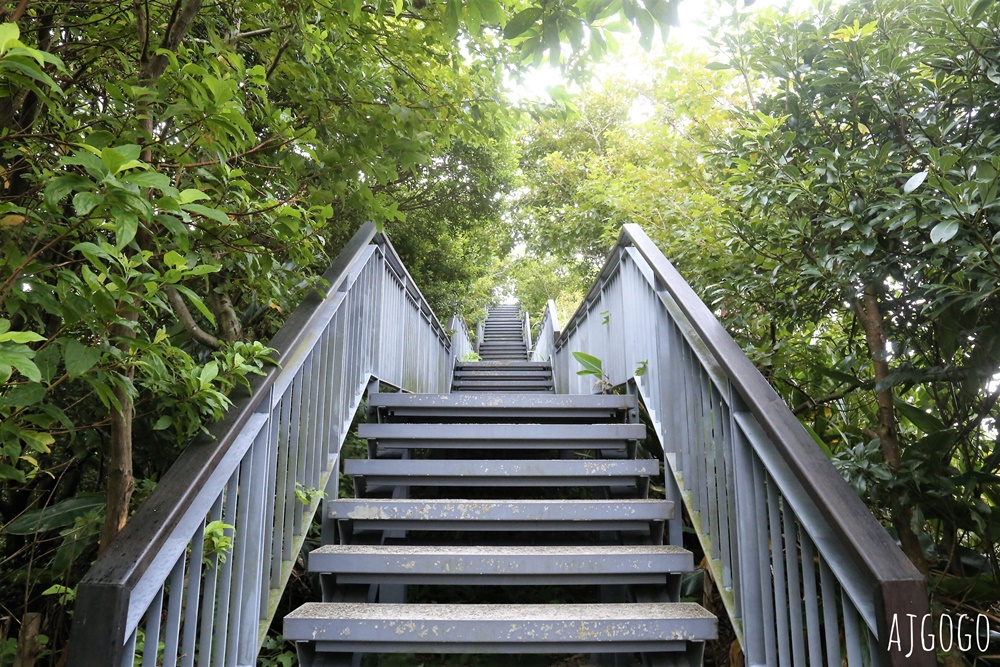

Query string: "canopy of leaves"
[[513, 0, 1000, 630]]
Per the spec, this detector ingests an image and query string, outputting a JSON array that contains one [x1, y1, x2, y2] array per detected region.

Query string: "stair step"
[[368, 393, 634, 422], [285, 602, 716, 653], [454, 361, 551, 368], [454, 370, 552, 378], [452, 380, 551, 390], [358, 423, 644, 448], [309, 545, 692, 584], [345, 458, 658, 489], [330, 498, 672, 532]]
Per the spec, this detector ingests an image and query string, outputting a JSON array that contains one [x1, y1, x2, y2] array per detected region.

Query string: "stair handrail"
[[530, 299, 560, 364], [448, 314, 474, 364], [552, 223, 932, 665], [68, 222, 456, 667], [521, 309, 532, 353], [474, 317, 485, 355]]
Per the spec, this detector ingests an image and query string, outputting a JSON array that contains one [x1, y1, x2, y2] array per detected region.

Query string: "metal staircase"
[[67, 223, 932, 667], [282, 317, 717, 666]]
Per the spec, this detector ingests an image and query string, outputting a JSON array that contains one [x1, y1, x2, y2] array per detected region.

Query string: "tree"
[[709, 0, 999, 624], [0, 0, 687, 660], [510, 49, 739, 320]]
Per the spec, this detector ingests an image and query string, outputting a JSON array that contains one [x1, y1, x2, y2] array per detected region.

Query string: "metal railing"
[[543, 223, 932, 666], [449, 314, 474, 364], [68, 223, 460, 667], [529, 299, 559, 363], [521, 310, 532, 353]]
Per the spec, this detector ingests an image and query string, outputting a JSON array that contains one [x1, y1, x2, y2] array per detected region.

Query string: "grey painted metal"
[[358, 422, 644, 444], [344, 458, 659, 489], [448, 314, 475, 365], [284, 602, 717, 653], [330, 498, 672, 524], [308, 544, 693, 585], [369, 391, 631, 422], [530, 299, 560, 363], [551, 223, 931, 664], [69, 223, 460, 666]]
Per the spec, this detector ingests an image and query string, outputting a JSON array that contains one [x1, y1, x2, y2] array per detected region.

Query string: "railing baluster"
[[800, 531, 823, 666], [161, 555, 186, 667], [238, 425, 270, 661], [211, 471, 239, 666], [262, 395, 283, 604], [783, 509, 806, 666], [819, 558, 842, 666], [180, 519, 205, 667], [844, 591, 864, 666], [198, 496, 224, 667], [766, 476, 791, 666], [139, 588, 163, 667], [122, 626, 138, 667]]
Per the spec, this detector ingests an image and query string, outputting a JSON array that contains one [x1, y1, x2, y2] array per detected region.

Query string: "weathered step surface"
[[285, 602, 716, 654], [345, 458, 658, 491], [452, 380, 552, 392], [369, 392, 634, 423], [330, 498, 671, 533], [310, 544, 693, 585], [454, 369, 552, 378], [358, 422, 644, 449]]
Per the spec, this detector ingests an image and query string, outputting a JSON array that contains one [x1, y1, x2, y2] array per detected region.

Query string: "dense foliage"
[[0, 0, 683, 660], [514, 0, 1000, 658]]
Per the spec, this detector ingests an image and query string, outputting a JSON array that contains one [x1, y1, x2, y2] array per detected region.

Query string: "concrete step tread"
[[309, 545, 694, 577], [284, 602, 718, 648], [369, 393, 632, 409], [329, 498, 672, 521], [287, 602, 715, 623], [358, 423, 645, 441], [345, 458, 659, 476]]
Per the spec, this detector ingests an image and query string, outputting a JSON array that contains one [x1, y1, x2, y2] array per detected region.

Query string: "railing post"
[[67, 583, 129, 667]]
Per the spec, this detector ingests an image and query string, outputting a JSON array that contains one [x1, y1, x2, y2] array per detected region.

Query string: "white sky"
[[507, 0, 822, 102]]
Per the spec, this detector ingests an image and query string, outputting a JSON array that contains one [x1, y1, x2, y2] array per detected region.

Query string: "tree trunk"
[[854, 283, 930, 576], [99, 311, 139, 555], [13, 612, 41, 667]]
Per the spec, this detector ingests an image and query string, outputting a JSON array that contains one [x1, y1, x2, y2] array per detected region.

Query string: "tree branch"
[[165, 285, 220, 349]]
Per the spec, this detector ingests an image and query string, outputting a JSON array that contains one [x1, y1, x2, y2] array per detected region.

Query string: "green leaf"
[[572, 351, 604, 377], [182, 203, 232, 225], [929, 219, 959, 244], [64, 338, 101, 379], [100, 145, 142, 174], [1, 383, 46, 408], [971, 0, 995, 20], [44, 174, 92, 209], [0, 462, 26, 484], [115, 212, 139, 248], [5, 494, 105, 535], [124, 170, 171, 190], [0, 329, 45, 344], [72, 191, 102, 216], [800, 421, 833, 458], [443, 0, 461, 38], [178, 189, 211, 204], [0, 346, 40, 382], [473, 0, 504, 25], [893, 397, 947, 434], [172, 284, 217, 326], [902, 170, 927, 194], [503, 7, 542, 39], [0, 22, 20, 54]]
